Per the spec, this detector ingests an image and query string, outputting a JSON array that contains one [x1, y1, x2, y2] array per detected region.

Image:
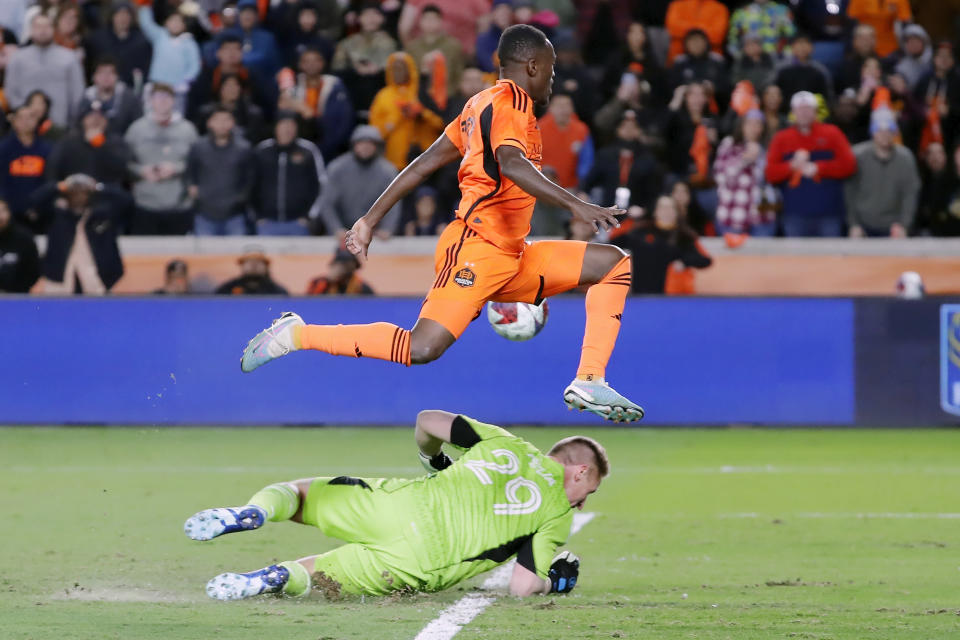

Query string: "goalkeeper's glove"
[[548, 551, 580, 594], [419, 450, 453, 473]]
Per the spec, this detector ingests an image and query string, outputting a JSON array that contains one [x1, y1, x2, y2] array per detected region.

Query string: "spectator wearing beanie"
[[888, 24, 932, 92], [46, 100, 131, 188], [318, 125, 401, 236], [765, 90, 856, 237], [4, 14, 84, 128], [845, 108, 920, 237], [251, 112, 326, 236]]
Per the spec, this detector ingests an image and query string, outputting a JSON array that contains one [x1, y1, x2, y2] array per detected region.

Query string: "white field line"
[[720, 512, 960, 520], [413, 512, 595, 640]]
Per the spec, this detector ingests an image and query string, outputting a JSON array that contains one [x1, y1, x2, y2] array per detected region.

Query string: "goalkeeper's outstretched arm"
[[509, 563, 551, 597], [415, 409, 456, 472]]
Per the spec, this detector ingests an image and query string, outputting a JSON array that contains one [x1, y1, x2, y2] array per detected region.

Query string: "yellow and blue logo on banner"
[[942, 305, 960, 417]]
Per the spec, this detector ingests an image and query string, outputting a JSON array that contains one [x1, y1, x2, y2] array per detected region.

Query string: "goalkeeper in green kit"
[[184, 411, 608, 599]]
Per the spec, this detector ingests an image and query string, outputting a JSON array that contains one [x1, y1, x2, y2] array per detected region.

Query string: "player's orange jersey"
[[443, 79, 543, 254]]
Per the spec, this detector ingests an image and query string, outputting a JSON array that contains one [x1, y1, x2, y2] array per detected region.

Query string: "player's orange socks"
[[294, 323, 411, 366], [577, 254, 631, 380]]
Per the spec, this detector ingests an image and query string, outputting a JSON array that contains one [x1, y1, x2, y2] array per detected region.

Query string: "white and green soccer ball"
[[486, 300, 549, 342]]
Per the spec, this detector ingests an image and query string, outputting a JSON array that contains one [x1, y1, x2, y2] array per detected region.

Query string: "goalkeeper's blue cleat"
[[206, 565, 290, 601], [184, 506, 266, 541], [563, 378, 645, 423], [240, 312, 304, 373]]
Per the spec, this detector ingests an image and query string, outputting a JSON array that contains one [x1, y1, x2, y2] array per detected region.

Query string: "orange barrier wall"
[[105, 253, 960, 296]]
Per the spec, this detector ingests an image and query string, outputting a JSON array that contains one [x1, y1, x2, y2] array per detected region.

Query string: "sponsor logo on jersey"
[[454, 267, 476, 288]]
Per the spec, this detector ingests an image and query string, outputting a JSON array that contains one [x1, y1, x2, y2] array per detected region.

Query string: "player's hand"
[[419, 450, 453, 473], [345, 218, 374, 260], [548, 551, 580, 594], [571, 200, 622, 232]]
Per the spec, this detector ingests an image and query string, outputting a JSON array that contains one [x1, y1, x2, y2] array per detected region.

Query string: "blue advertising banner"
[[941, 304, 960, 417], [0, 297, 855, 425]]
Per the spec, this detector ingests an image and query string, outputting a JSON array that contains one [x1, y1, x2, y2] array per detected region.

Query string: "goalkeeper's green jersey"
[[395, 414, 573, 591]]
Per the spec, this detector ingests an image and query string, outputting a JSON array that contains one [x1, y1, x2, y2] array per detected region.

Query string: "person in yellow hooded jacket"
[[369, 52, 445, 169]]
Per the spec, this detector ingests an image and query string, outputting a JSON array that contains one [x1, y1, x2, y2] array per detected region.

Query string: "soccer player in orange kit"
[[241, 25, 643, 422]]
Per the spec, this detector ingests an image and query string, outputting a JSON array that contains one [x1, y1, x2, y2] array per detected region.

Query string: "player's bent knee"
[[582, 244, 629, 285], [410, 340, 447, 364]]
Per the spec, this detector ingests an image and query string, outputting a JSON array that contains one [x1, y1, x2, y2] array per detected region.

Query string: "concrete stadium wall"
[[2, 296, 957, 426], [28, 236, 960, 296]]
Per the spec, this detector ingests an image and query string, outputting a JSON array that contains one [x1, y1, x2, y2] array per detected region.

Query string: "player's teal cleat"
[[206, 565, 289, 601], [240, 312, 304, 372], [184, 506, 266, 541], [563, 378, 645, 423]]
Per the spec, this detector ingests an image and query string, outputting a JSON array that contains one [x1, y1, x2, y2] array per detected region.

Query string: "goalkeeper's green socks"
[[279, 561, 311, 597], [247, 483, 299, 522]]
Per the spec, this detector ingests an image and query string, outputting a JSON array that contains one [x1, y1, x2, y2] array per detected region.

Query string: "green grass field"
[[1, 426, 958, 640]]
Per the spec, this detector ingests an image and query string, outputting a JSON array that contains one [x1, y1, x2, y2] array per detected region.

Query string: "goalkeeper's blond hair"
[[548, 436, 610, 478]]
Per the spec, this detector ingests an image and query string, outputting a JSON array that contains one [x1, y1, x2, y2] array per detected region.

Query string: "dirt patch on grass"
[[52, 583, 189, 603]]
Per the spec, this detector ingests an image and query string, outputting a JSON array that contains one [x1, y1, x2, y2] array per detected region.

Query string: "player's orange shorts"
[[419, 218, 587, 337]]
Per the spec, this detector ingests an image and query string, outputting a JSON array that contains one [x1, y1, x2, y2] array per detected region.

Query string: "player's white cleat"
[[184, 506, 266, 541], [206, 565, 290, 601], [240, 312, 304, 372], [563, 378, 645, 423]]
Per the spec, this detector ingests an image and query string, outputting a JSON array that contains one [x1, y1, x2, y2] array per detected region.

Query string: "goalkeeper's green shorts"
[[301, 476, 426, 596]]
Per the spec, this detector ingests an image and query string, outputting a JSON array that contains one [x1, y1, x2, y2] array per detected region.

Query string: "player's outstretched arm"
[[415, 409, 456, 472], [495, 146, 623, 232], [346, 135, 461, 259], [509, 563, 552, 597]]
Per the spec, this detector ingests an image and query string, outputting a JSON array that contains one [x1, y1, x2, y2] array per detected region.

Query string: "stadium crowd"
[[0, 0, 959, 294]]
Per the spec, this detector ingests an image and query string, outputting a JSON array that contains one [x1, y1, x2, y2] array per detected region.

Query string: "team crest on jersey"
[[454, 267, 476, 288]]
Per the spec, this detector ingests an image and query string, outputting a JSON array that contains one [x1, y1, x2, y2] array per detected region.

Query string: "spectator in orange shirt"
[[848, 0, 912, 58], [539, 93, 593, 190], [665, 0, 730, 63]]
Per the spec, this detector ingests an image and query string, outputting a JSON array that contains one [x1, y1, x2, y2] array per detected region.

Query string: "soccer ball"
[[487, 300, 549, 341]]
